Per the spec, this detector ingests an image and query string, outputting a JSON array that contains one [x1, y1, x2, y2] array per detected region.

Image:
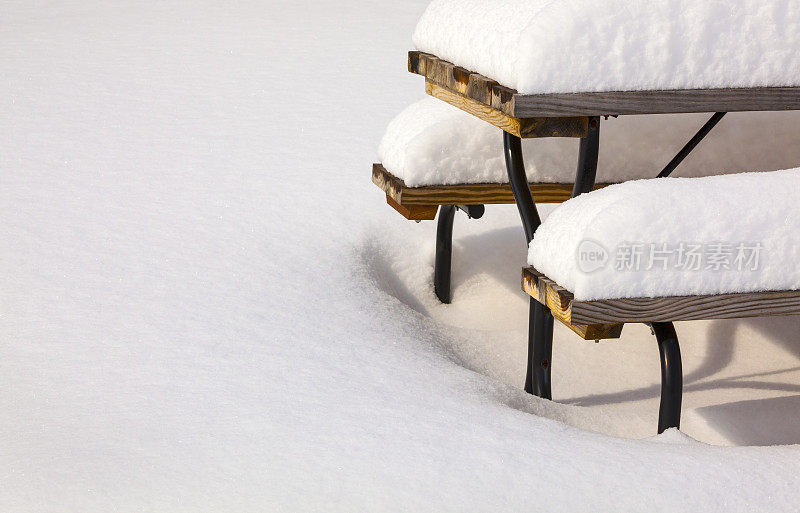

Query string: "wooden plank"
[[411, 52, 487, 104], [467, 73, 498, 105], [410, 52, 587, 137], [407, 50, 427, 77], [522, 267, 800, 325], [492, 84, 517, 114], [566, 322, 625, 341], [426, 56, 454, 91], [571, 291, 800, 324], [409, 51, 800, 118], [425, 81, 588, 138], [512, 88, 800, 118], [372, 164, 610, 206], [521, 269, 623, 340], [410, 51, 513, 113], [385, 195, 437, 221]]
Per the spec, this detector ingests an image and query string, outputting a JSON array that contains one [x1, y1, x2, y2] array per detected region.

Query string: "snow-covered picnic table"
[[400, 0, 800, 433]]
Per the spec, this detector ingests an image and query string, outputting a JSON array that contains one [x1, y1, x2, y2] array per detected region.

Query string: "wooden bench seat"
[[372, 162, 608, 303], [515, 167, 800, 433], [372, 164, 608, 220], [522, 267, 800, 340]]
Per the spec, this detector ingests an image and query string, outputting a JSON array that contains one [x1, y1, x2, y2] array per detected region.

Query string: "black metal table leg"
[[652, 322, 683, 433], [434, 205, 485, 304], [509, 119, 602, 399], [527, 117, 601, 399], [434, 205, 456, 303], [503, 132, 542, 241], [509, 115, 696, 431], [503, 132, 553, 399], [572, 116, 601, 197], [525, 301, 554, 399]]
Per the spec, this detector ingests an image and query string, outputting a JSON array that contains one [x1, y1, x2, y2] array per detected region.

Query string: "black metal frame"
[[504, 112, 725, 433], [434, 204, 485, 304], [652, 322, 683, 432], [658, 112, 726, 178]]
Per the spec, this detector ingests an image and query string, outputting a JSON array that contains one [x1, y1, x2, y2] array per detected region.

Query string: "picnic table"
[[403, 49, 800, 433], [377, 0, 800, 433]]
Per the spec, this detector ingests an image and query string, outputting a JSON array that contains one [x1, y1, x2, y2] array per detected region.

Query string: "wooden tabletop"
[[410, 51, 800, 120]]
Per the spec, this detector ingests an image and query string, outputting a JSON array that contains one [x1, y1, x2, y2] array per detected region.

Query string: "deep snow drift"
[[3, 1, 800, 512], [530, 169, 800, 300], [379, 97, 800, 186], [414, 0, 800, 93]]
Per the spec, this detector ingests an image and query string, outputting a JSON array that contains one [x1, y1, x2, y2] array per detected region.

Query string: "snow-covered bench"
[[523, 169, 800, 432], [373, 97, 608, 223], [374, 98, 800, 303], [374, 98, 608, 303]]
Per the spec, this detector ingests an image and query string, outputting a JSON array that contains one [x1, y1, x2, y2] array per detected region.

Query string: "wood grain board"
[[425, 82, 588, 138], [410, 51, 800, 118], [385, 195, 437, 221], [513, 87, 800, 118], [522, 267, 800, 330], [372, 164, 609, 207], [521, 268, 624, 340]]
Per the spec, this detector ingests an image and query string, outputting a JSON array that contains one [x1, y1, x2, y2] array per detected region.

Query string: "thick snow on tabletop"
[[378, 98, 800, 187], [529, 169, 800, 301], [413, 0, 800, 94]]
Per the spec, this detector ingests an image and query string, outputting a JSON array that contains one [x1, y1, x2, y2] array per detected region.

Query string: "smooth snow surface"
[[379, 98, 800, 186], [5, 1, 800, 512], [529, 169, 800, 300], [414, 0, 800, 93]]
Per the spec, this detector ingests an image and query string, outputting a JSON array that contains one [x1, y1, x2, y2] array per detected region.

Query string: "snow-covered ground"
[[3, 1, 800, 511]]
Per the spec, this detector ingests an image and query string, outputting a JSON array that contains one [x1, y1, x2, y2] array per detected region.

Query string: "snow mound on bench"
[[378, 98, 800, 187], [528, 168, 800, 301], [414, 0, 800, 94]]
